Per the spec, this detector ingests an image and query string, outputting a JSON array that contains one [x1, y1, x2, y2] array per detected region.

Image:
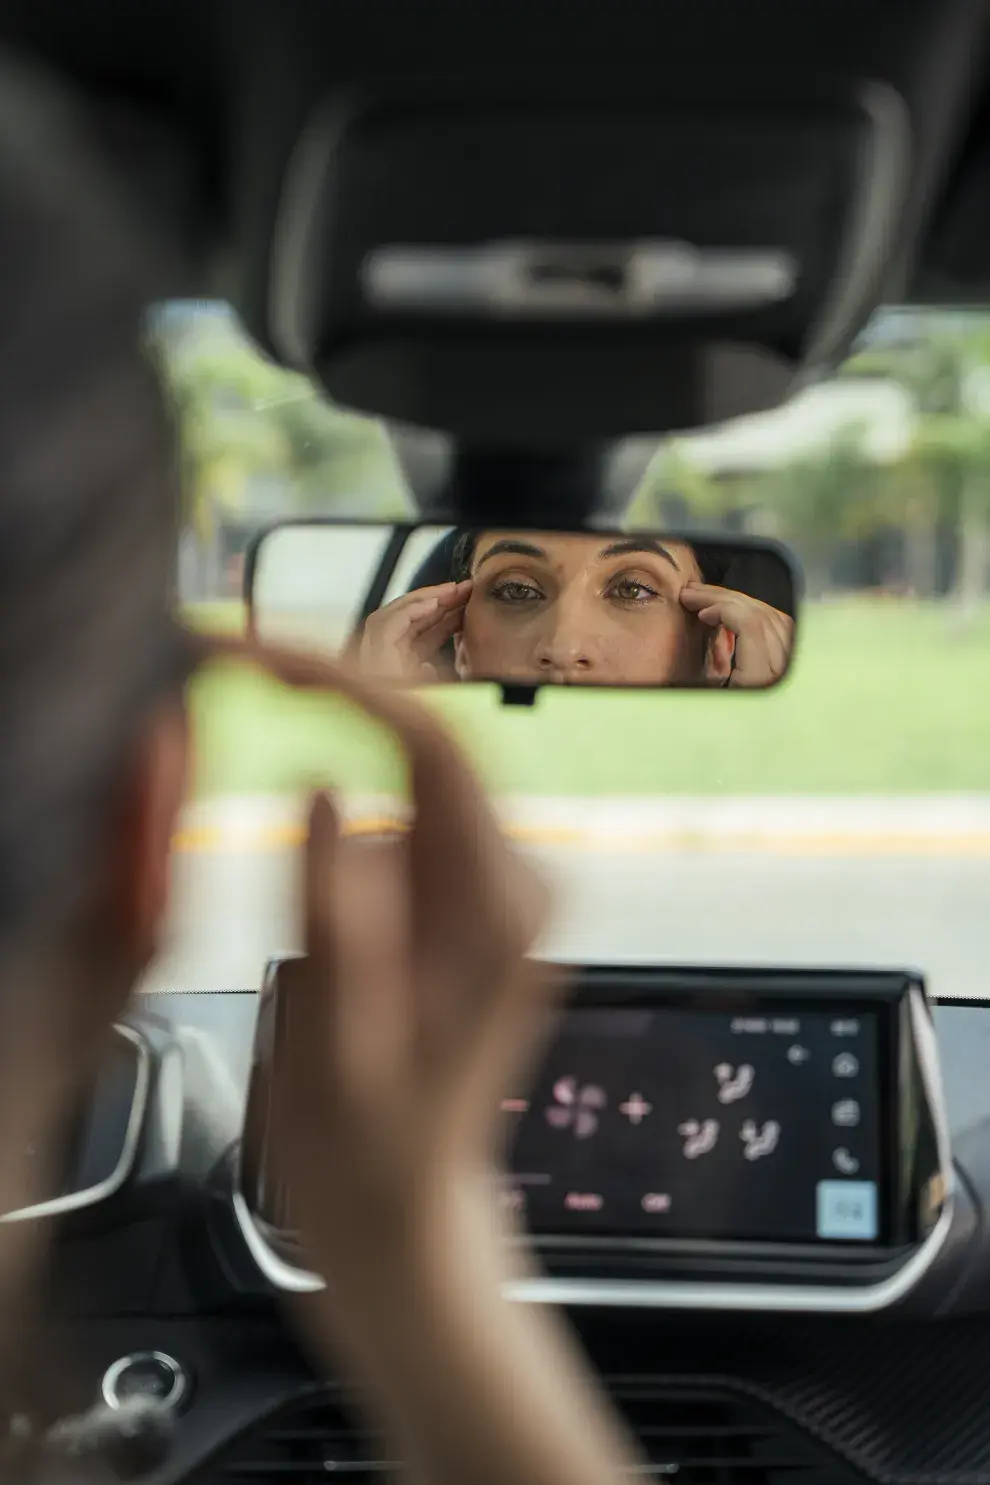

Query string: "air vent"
[[205, 1381, 859, 1484], [610, 1384, 858, 1483], [211, 1391, 390, 1481]]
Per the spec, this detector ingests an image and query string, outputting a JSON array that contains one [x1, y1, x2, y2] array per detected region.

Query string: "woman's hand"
[[267, 658, 554, 1294], [358, 581, 472, 682], [205, 633, 645, 1485], [680, 582, 794, 687]]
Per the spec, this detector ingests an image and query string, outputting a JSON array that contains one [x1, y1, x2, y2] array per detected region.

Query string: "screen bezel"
[[241, 960, 921, 1266]]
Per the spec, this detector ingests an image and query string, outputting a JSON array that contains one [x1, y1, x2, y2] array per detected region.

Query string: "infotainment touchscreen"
[[503, 1005, 885, 1245]]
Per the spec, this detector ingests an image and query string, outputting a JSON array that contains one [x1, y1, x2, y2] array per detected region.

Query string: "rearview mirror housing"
[[246, 518, 800, 704]]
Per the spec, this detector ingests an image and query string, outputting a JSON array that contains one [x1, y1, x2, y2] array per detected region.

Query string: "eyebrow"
[[472, 535, 681, 574], [597, 538, 680, 571], [474, 539, 548, 570]]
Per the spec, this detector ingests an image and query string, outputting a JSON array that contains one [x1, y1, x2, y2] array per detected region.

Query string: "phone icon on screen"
[[833, 1147, 860, 1175]]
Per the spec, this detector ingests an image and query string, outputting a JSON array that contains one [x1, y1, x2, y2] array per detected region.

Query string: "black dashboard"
[[23, 974, 990, 1484]]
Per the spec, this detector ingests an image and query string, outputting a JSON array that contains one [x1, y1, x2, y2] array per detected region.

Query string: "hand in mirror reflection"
[[679, 582, 794, 688], [360, 530, 794, 688], [359, 579, 472, 682]]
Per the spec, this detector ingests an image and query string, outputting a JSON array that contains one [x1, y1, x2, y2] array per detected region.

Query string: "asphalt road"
[[144, 827, 990, 1001]]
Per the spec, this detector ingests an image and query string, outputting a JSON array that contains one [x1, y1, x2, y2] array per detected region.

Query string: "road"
[[143, 796, 990, 1000]]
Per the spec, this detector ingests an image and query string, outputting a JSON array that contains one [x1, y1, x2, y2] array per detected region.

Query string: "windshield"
[[153, 301, 990, 1000]]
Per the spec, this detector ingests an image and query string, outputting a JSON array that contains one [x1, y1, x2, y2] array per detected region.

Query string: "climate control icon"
[[678, 1118, 720, 1159], [545, 1077, 607, 1139], [714, 1063, 755, 1104], [740, 1119, 780, 1161]]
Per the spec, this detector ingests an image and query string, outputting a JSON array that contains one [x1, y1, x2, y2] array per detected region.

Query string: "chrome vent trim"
[[205, 1382, 858, 1484], [0, 1023, 150, 1224]]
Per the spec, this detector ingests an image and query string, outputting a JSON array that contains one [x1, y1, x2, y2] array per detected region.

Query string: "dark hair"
[[690, 544, 732, 588], [450, 529, 731, 587], [0, 56, 182, 948], [450, 529, 478, 583]]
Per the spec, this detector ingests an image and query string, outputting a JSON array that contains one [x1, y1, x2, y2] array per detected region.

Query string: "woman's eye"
[[490, 579, 543, 603], [609, 577, 660, 603]]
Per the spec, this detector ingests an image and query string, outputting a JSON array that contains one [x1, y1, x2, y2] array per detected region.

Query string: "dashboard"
[[20, 969, 990, 1484]]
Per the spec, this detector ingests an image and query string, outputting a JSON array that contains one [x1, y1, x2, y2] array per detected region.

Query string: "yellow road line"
[[170, 818, 990, 858]]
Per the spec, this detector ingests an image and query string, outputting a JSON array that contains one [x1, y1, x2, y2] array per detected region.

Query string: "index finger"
[[680, 585, 784, 635], [401, 586, 472, 639], [388, 580, 472, 611], [681, 584, 788, 622], [201, 631, 505, 868], [199, 632, 549, 997]]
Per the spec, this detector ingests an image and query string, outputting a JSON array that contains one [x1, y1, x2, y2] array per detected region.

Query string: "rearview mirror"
[[246, 521, 798, 696]]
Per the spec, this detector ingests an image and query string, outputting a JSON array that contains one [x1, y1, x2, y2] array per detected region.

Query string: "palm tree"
[[840, 320, 990, 608], [893, 335, 990, 612], [263, 388, 412, 517], [628, 446, 731, 530], [156, 317, 413, 596], [159, 343, 293, 594], [754, 423, 878, 597], [902, 412, 990, 614]]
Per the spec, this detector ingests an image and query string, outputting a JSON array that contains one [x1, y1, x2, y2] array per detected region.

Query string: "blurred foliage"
[[630, 317, 990, 606], [157, 301, 990, 607], [155, 305, 412, 543]]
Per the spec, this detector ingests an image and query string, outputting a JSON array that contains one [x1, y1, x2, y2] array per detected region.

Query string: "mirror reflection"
[[249, 522, 798, 691]]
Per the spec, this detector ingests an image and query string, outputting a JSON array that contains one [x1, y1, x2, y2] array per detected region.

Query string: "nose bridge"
[[537, 578, 594, 665]]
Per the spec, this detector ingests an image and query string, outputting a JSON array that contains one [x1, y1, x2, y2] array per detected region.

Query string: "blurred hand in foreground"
[[217, 636, 644, 1485]]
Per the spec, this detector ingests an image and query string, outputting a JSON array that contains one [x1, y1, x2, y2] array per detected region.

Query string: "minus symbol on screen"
[[501, 1098, 531, 1113]]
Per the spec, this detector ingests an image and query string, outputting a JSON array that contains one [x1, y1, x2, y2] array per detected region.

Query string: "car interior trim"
[[800, 81, 913, 373], [267, 97, 346, 372], [101, 1351, 190, 1413], [232, 1181, 956, 1314], [0, 1024, 150, 1225]]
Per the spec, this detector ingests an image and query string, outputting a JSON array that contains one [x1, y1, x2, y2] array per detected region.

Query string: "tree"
[[267, 389, 411, 517], [754, 423, 878, 597], [902, 413, 990, 613], [627, 446, 730, 529], [892, 336, 990, 611], [154, 311, 413, 597]]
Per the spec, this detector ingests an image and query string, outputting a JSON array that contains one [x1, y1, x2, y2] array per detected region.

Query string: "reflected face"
[[454, 532, 714, 686]]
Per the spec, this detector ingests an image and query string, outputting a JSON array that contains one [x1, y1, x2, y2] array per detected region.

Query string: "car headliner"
[[2, 0, 989, 331]]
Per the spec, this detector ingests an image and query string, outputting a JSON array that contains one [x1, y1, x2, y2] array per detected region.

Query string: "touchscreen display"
[[503, 1006, 884, 1244]]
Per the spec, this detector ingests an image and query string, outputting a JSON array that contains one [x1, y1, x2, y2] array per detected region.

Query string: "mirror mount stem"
[[413, 445, 605, 708], [423, 444, 608, 530]]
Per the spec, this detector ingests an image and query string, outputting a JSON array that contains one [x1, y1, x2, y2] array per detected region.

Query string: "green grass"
[[184, 599, 990, 798]]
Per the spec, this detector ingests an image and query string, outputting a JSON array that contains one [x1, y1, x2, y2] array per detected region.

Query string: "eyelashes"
[[606, 578, 661, 604], [489, 578, 544, 604], [485, 572, 667, 607]]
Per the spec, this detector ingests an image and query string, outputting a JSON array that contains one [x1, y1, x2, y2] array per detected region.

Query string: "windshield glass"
[[153, 301, 990, 1000]]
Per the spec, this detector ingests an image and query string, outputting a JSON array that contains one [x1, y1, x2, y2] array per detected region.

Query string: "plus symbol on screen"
[[620, 1093, 652, 1125]]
